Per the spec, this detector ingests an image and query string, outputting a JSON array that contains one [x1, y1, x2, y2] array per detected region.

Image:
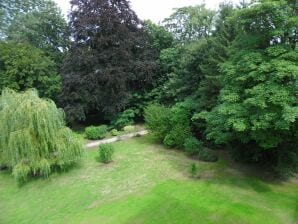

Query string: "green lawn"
[[0, 136, 297, 224]]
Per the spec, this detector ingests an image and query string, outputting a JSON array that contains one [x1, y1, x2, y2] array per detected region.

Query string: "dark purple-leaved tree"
[[61, 0, 157, 122]]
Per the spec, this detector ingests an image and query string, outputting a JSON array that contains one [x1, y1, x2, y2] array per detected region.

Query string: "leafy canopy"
[[163, 5, 215, 42], [197, 0, 297, 173], [6, 0, 69, 62], [61, 0, 157, 122], [0, 42, 61, 99]]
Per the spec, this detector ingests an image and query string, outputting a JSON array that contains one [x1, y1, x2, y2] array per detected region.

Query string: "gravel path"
[[85, 130, 148, 149]]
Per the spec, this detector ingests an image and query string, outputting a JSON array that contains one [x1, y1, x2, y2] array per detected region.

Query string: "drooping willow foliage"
[[0, 89, 83, 183]]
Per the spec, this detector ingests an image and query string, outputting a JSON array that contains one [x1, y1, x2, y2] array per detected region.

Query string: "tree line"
[[0, 0, 297, 176]]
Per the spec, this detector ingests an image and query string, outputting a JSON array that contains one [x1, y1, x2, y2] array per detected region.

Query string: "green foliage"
[[99, 144, 114, 164], [163, 4, 215, 42], [163, 135, 176, 148], [127, 91, 164, 120], [0, 42, 61, 100], [123, 125, 135, 133], [111, 129, 119, 136], [144, 20, 174, 52], [111, 109, 135, 130], [164, 125, 191, 149], [190, 163, 198, 178], [6, 0, 68, 62], [151, 46, 185, 104], [195, 3, 236, 111], [198, 148, 218, 162], [166, 101, 193, 148], [198, 0, 297, 173], [183, 136, 217, 162], [1, 0, 41, 38], [85, 125, 108, 140], [184, 137, 203, 156], [145, 101, 193, 149], [144, 104, 171, 141], [0, 89, 83, 183], [12, 162, 31, 184]]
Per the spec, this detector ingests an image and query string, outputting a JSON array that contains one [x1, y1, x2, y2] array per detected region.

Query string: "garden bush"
[[85, 125, 108, 140], [99, 144, 114, 163], [164, 125, 192, 148], [123, 125, 135, 133], [111, 109, 135, 129], [184, 137, 203, 156], [0, 89, 83, 184], [163, 134, 176, 148], [167, 102, 193, 148], [144, 103, 192, 148], [198, 148, 218, 162], [144, 104, 171, 141], [111, 129, 119, 136]]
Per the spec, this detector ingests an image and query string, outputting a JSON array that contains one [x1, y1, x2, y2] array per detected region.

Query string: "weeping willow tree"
[[0, 89, 83, 183]]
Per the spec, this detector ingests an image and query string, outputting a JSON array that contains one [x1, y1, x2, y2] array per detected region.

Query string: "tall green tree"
[[163, 5, 215, 42], [195, 2, 237, 111], [1, 0, 63, 37], [199, 0, 298, 174], [3, 0, 68, 63], [61, 0, 157, 122], [151, 4, 219, 106], [0, 42, 61, 99], [144, 20, 174, 53], [123, 21, 174, 118]]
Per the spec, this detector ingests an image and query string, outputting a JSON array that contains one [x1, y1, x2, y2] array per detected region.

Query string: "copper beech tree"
[[61, 0, 157, 122]]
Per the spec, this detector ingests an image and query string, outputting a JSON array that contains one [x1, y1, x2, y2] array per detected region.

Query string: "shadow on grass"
[[1, 160, 86, 187], [144, 138, 291, 194]]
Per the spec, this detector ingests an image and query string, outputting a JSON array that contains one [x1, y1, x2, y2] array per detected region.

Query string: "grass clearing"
[[0, 136, 297, 224]]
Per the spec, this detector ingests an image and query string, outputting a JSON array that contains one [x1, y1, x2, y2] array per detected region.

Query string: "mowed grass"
[[0, 136, 297, 224]]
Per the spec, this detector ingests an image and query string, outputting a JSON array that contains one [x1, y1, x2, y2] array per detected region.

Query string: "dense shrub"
[[164, 125, 191, 148], [0, 89, 83, 184], [166, 101, 193, 148], [99, 144, 114, 163], [198, 148, 218, 162], [123, 125, 135, 133], [275, 146, 298, 178], [111, 129, 119, 136], [145, 102, 193, 148], [163, 134, 176, 148], [184, 137, 203, 156], [144, 104, 171, 140], [111, 109, 135, 129], [85, 125, 108, 140]]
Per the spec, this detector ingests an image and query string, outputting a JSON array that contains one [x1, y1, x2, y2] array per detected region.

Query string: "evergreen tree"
[[199, 0, 298, 175], [61, 0, 156, 121], [196, 2, 236, 111]]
